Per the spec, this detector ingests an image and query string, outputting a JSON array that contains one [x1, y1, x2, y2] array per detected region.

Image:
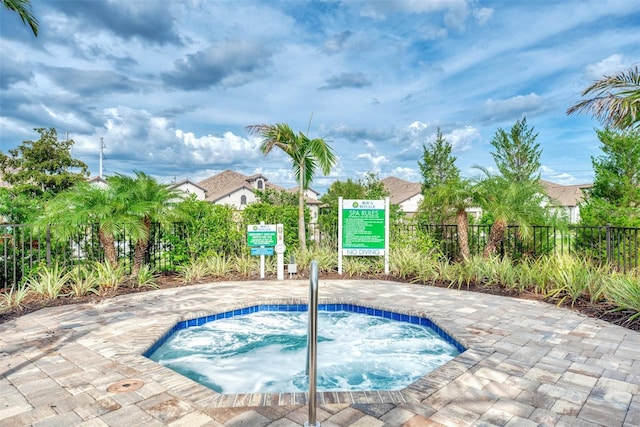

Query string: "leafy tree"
[[0, 128, 89, 198], [418, 128, 460, 193], [38, 182, 128, 267], [579, 129, 640, 227], [320, 172, 387, 206], [255, 188, 298, 206], [418, 128, 462, 224], [489, 117, 541, 183], [170, 196, 243, 263], [246, 123, 337, 250], [416, 130, 473, 260], [108, 171, 182, 275], [318, 173, 395, 244], [2, 0, 38, 36], [474, 169, 547, 257], [567, 66, 640, 130], [0, 188, 41, 223]]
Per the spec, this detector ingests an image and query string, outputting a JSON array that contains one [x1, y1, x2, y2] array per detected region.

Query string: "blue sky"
[[1, 0, 639, 194]]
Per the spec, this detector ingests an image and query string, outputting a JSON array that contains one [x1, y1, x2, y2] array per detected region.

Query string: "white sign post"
[[338, 197, 389, 275], [275, 223, 285, 280]]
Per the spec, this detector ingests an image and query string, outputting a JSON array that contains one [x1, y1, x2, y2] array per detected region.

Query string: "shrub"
[[24, 262, 69, 299], [67, 264, 99, 296]]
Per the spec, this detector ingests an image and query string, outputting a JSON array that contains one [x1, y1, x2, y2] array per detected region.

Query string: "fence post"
[[605, 224, 612, 265], [46, 225, 52, 267]]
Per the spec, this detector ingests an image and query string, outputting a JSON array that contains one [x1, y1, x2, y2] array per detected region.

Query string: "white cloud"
[[482, 93, 544, 122], [585, 54, 629, 80], [474, 7, 493, 25], [390, 166, 420, 182], [444, 127, 479, 152]]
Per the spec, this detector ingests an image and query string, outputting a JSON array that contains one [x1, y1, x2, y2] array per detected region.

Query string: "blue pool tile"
[[147, 303, 466, 359]]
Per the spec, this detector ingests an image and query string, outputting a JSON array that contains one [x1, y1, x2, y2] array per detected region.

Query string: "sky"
[[1, 0, 639, 194]]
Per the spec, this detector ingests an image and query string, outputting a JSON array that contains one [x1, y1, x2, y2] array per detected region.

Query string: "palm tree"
[[567, 66, 640, 130], [419, 177, 474, 261], [246, 123, 337, 250], [474, 169, 547, 258], [109, 171, 181, 275], [39, 182, 130, 267], [2, 0, 38, 36]]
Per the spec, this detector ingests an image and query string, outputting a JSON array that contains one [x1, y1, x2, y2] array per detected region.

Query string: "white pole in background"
[[384, 196, 390, 275], [337, 196, 343, 275]]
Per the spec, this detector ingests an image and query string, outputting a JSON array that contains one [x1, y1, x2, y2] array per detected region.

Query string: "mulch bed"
[[1, 272, 638, 332]]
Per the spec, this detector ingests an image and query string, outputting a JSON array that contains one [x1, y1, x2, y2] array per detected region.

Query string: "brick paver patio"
[[1, 279, 639, 426]]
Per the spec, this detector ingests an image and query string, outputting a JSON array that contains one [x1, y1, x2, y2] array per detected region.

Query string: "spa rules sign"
[[338, 197, 389, 274]]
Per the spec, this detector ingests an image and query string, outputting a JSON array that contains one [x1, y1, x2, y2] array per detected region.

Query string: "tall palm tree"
[[39, 182, 132, 267], [474, 169, 547, 258], [567, 66, 640, 130], [2, 0, 38, 36], [109, 171, 181, 275], [246, 123, 337, 250]]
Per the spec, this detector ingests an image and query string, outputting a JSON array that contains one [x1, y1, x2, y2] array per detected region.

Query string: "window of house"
[[257, 180, 263, 190], [240, 195, 247, 205]]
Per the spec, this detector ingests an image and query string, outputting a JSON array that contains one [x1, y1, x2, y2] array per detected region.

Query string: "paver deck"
[[1, 279, 639, 426]]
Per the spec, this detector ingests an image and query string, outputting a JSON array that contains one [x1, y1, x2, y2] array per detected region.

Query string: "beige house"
[[381, 176, 482, 220], [381, 176, 423, 217], [168, 179, 206, 200], [196, 170, 321, 221], [540, 180, 591, 223]]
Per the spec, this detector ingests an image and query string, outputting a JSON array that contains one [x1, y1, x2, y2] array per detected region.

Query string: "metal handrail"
[[305, 260, 320, 427]]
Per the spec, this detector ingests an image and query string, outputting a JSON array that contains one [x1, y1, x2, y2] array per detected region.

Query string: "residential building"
[[87, 176, 108, 189], [168, 179, 206, 200], [540, 180, 591, 223], [196, 170, 322, 221], [381, 176, 422, 217]]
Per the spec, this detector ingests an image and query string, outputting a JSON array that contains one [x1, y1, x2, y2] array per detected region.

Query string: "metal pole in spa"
[[305, 260, 320, 427]]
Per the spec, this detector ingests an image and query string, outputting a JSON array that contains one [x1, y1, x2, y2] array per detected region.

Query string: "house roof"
[[540, 180, 592, 207], [197, 169, 279, 202], [381, 176, 422, 204], [87, 176, 108, 185], [168, 179, 207, 192]]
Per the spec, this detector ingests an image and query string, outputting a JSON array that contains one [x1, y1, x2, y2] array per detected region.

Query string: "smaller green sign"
[[247, 224, 277, 247]]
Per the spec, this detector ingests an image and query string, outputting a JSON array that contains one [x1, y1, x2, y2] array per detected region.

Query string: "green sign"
[[342, 199, 386, 255], [247, 224, 277, 247]]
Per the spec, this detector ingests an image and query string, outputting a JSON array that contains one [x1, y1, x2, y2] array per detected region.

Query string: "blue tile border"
[[143, 303, 466, 358]]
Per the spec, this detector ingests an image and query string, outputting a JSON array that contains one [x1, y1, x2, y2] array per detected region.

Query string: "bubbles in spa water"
[[149, 310, 460, 394]]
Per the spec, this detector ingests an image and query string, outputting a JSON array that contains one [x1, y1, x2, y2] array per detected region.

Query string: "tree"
[[418, 128, 460, 193], [474, 169, 547, 257], [246, 123, 337, 250], [567, 66, 640, 130], [419, 178, 474, 260], [0, 128, 89, 198], [39, 182, 128, 267], [415, 129, 474, 260], [418, 128, 462, 224], [579, 128, 640, 227], [0, 188, 41, 223], [489, 117, 541, 183], [255, 188, 298, 206], [2, 0, 38, 36], [108, 171, 182, 275], [170, 196, 243, 263]]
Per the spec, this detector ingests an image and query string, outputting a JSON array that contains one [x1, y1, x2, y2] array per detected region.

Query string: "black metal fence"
[[411, 224, 639, 271], [2, 222, 639, 290]]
